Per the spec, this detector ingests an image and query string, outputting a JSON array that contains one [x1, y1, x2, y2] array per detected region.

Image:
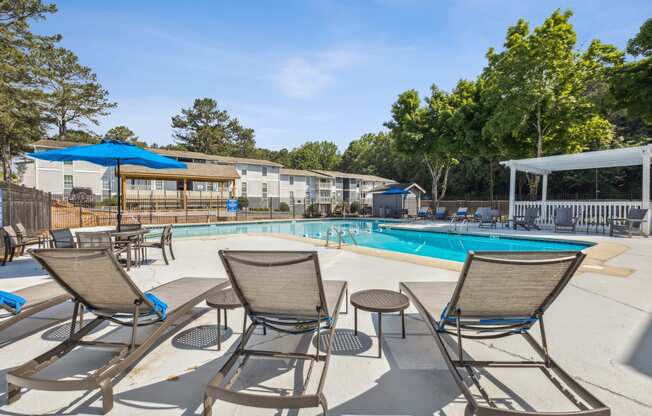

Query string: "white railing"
[[514, 200, 643, 226]]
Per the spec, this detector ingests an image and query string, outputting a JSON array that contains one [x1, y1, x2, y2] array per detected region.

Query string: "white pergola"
[[500, 145, 651, 232]]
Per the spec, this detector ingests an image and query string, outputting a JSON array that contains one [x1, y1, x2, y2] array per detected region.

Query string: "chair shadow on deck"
[[110, 328, 317, 416], [626, 316, 652, 377], [0, 257, 49, 279]]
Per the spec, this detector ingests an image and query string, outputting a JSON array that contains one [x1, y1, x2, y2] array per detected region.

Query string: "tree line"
[[3, 2, 651, 204]]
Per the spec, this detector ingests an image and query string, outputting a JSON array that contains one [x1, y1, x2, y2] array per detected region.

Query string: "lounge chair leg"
[[162, 246, 169, 265], [100, 380, 114, 414], [319, 394, 329, 416], [203, 393, 214, 416], [6, 382, 21, 404], [169, 243, 175, 260], [217, 308, 221, 351]]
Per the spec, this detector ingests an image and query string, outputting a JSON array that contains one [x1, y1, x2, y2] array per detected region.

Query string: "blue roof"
[[27, 139, 186, 169], [382, 188, 410, 195]]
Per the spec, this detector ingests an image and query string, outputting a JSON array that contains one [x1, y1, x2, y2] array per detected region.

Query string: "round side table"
[[350, 289, 410, 358], [206, 288, 242, 351]]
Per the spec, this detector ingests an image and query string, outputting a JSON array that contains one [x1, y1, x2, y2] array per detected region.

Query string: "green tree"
[[171, 98, 256, 156], [53, 128, 100, 143], [611, 19, 652, 123], [482, 10, 621, 197], [39, 46, 116, 137], [288, 140, 341, 170], [386, 87, 460, 206], [104, 125, 147, 147], [0, 0, 58, 181]]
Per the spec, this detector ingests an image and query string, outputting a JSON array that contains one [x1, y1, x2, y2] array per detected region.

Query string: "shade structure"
[[382, 188, 410, 195], [27, 139, 187, 228]]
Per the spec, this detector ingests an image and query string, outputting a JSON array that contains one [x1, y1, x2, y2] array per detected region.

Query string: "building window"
[[63, 160, 73, 166], [262, 166, 268, 177], [64, 174, 73, 193], [156, 180, 163, 190], [241, 182, 247, 197], [262, 182, 268, 198], [241, 167, 247, 176], [289, 176, 294, 185]]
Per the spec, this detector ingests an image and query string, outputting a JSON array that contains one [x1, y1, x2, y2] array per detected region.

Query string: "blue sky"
[[35, 1, 651, 151]]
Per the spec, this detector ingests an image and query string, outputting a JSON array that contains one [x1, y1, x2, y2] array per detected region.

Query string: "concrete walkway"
[[0, 232, 650, 415]]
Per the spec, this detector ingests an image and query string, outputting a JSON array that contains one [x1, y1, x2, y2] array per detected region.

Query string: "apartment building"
[[17, 140, 396, 213]]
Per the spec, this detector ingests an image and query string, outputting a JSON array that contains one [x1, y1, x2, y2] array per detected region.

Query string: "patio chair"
[[76, 231, 131, 269], [0, 281, 71, 335], [15, 223, 45, 252], [400, 250, 610, 416], [204, 250, 348, 416], [554, 207, 580, 233], [116, 223, 145, 263], [416, 206, 431, 219], [1, 226, 30, 266], [475, 207, 496, 228], [512, 207, 541, 230], [49, 228, 76, 248], [141, 224, 175, 265], [7, 248, 228, 414], [608, 208, 648, 238], [433, 206, 447, 220]]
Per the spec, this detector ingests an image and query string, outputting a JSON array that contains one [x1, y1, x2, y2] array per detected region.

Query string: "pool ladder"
[[448, 218, 469, 233], [326, 226, 358, 249]]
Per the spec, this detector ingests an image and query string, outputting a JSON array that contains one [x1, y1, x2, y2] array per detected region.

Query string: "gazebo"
[[500, 145, 650, 234]]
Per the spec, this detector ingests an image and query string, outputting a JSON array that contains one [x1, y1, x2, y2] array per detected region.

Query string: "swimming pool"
[[160, 219, 591, 262]]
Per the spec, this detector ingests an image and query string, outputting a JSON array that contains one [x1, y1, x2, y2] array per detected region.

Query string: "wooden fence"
[[0, 182, 51, 233]]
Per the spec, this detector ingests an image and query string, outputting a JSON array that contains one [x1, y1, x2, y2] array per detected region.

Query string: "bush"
[[237, 196, 249, 209], [305, 204, 321, 218], [279, 202, 290, 212], [349, 201, 361, 213]]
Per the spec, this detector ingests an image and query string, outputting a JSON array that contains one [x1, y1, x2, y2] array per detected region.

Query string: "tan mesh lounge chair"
[[7, 248, 228, 414], [0, 281, 71, 336], [608, 208, 648, 237], [203, 250, 348, 416], [400, 251, 610, 416]]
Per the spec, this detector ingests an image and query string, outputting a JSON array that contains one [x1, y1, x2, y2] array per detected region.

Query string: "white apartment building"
[[17, 140, 396, 213]]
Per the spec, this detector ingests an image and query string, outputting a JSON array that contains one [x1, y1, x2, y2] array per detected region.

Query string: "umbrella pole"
[[117, 160, 122, 230]]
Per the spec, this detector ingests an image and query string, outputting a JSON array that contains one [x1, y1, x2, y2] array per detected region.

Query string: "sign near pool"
[[226, 199, 238, 212]]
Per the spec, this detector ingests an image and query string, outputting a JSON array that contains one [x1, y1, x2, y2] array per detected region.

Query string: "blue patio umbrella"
[[27, 139, 186, 229]]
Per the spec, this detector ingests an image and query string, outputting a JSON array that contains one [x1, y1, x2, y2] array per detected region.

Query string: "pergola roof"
[[500, 145, 651, 174]]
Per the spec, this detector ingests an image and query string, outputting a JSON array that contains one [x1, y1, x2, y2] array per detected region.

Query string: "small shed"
[[371, 182, 425, 217]]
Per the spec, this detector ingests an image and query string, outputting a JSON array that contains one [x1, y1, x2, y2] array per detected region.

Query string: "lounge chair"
[[416, 207, 431, 219], [1, 226, 30, 266], [554, 207, 580, 233], [433, 206, 447, 220], [450, 207, 468, 221], [204, 250, 348, 416], [400, 250, 610, 416], [7, 248, 228, 414], [0, 281, 71, 336], [49, 228, 76, 248], [608, 208, 648, 238], [512, 207, 541, 230], [475, 207, 496, 228], [141, 224, 175, 265]]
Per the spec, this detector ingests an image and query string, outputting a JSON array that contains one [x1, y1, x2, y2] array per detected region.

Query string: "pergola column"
[[541, 174, 548, 202], [508, 165, 516, 219], [643, 148, 650, 235]]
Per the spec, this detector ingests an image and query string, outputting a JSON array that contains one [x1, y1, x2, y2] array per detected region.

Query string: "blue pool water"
[[161, 219, 591, 262]]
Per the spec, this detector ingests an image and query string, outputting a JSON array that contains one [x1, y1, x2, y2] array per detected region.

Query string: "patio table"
[[109, 228, 149, 268], [350, 289, 409, 358], [206, 288, 243, 351]]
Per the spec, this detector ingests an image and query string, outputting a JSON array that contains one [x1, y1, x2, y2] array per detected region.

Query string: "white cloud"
[[275, 57, 335, 98]]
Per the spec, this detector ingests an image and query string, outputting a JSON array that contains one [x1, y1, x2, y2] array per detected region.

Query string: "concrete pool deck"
[[0, 228, 651, 415]]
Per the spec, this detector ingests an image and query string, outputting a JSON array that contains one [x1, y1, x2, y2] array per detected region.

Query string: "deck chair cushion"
[[0, 291, 26, 314]]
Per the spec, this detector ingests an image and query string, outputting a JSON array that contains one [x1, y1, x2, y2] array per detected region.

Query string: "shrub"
[[279, 202, 290, 212], [350, 201, 361, 213], [237, 196, 249, 208], [305, 204, 321, 218]]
